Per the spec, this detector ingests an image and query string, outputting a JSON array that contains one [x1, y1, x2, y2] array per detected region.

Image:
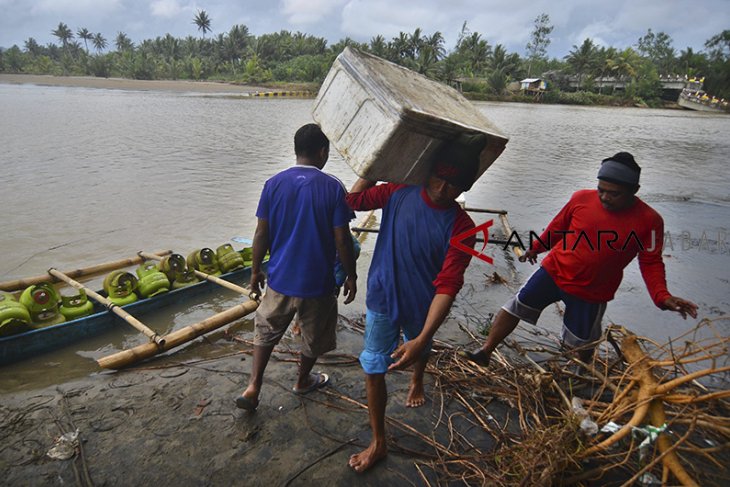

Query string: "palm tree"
[[437, 54, 460, 85], [606, 48, 640, 93], [115, 32, 133, 52], [391, 32, 410, 61], [565, 38, 598, 89], [77, 28, 93, 53], [309, 37, 327, 55], [486, 68, 508, 94], [52, 22, 74, 48], [408, 27, 423, 59], [595, 46, 618, 93], [24, 37, 41, 56], [193, 10, 212, 38], [458, 32, 491, 76], [160, 33, 180, 60], [228, 24, 250, 52], [92, 33, 107, 53], [369, 35, 387, 57], [490, 44, 519, 76], [182, 35, 201, 57], [424, 31, 445, 61]]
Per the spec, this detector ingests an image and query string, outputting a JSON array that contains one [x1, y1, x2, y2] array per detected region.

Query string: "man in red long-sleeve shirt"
[[467, 152, 698, 366]]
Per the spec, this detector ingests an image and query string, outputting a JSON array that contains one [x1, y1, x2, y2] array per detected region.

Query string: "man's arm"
[[334, 225, 357, 304], [346, 178, 406, 211], [350, 177, 376, 194], [250, 218, 269, 298], [638, 216, 698, 319], [389, 294, 454, 370]]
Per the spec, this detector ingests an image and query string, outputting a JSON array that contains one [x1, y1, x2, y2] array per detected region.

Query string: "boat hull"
[[0, 266, 254, 366], [678, 94, 729, 113]]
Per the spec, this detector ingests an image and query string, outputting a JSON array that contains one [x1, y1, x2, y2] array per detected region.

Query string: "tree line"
[[1, 12, 728, 104]]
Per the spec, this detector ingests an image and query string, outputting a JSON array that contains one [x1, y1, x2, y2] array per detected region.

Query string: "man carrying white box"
[[346, 134, 484, 472]]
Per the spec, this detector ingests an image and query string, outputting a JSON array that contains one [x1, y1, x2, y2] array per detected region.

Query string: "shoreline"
[[0, 74, 684, 110], [0, 74, 272, 94]]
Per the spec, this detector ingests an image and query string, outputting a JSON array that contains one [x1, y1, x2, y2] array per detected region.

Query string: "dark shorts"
[[502, 267, 606, 347], [254, 288, 337, 357]]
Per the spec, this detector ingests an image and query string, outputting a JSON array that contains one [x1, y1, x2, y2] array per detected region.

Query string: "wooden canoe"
[[0, 263, 257, 366]]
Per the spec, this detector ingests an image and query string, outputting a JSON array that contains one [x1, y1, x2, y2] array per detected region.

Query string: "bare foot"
[[348, 442, 387, 473], [406, 381, 425, 408]]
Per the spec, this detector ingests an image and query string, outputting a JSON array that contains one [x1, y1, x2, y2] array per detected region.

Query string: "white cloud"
[[572, 22, 614, 49], [30, 0, 122, 16], [282, 0, 346, 25], [1, 0, 728, 55], [151, 0, 185, 18], [340, 0, 451, 42]]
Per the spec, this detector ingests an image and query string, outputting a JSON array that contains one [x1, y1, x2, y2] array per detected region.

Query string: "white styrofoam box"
[[312, 47, 509, 186]]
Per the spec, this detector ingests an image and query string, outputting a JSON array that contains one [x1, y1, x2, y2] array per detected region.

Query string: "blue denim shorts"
[[358, 308, 432, 374], [502, 267, 606, 347]]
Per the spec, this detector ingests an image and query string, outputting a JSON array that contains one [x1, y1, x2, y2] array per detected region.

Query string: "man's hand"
[[662, 296, 698, 319], [519, 249, 538, 265], [388, 339, 426, 371], [250, 270, 266, 299], [342, 275, 357, 304]]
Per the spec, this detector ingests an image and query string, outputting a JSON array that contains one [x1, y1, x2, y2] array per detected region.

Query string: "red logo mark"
[[436, 166, 459, 178], [450, 219, 494, 264]]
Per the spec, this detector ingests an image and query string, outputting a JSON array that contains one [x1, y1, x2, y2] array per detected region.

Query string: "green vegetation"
[[1, 11, 728, 105]]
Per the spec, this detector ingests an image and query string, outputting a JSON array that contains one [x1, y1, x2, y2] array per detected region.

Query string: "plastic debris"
[[46, 429, 79, 460], [639, 472, 662, 485], [231, 236, 253, 245], [571, 397, 598, 435], [600, 421, 622, 434], [632, 423, 667, 461]]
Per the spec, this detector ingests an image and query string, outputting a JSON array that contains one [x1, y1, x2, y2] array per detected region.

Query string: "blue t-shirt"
[[366, 186, 457, 329], [256, 165, 352, 298]]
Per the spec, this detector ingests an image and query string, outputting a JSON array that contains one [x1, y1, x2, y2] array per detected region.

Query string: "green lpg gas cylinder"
[[19, 283, 65, 327], [136, 262, 170, 298], [0, 292, 32, 336], [158, 254, 186, 281], [103, 270, 139, 306], [217, 244, 245, 273], [172, 269, 200, 289], [239, 247, 253, 267], [187, 248, 221, 275], [59, 289, 95, 320]]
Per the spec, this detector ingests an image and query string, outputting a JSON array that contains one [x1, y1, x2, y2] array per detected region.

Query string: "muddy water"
[[1, 83, 728, 391]]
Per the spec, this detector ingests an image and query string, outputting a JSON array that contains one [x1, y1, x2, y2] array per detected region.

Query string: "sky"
[[1, 0, 728, 58]]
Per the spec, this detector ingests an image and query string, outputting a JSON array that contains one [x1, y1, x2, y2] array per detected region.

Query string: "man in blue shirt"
[[236, 123, 357, 412], [346, 134, 483, 472]]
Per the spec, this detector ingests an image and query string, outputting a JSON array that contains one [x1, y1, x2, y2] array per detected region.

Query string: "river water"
[[1, 82, 728, 390]]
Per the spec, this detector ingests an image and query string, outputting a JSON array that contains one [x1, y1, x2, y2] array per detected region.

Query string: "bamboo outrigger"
[[0, 249, 261, 367]]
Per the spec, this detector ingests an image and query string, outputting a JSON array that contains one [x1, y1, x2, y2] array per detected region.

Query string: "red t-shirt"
[[531, 189, 671, 307]]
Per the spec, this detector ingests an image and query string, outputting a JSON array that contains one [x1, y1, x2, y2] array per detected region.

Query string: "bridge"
[[567, 75, 687, 91]]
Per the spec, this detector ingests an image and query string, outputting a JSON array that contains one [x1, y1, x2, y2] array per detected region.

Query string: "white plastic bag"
[[47, 428, 79, 460]]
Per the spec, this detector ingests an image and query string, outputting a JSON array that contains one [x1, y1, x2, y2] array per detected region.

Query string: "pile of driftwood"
[[332, 315, 729, 486], [419, 317, 729, 486], [229, 312, 728, 486]]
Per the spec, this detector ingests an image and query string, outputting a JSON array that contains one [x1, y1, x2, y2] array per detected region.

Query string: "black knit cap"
[[598, 151, 641, 186], [432, 133, 487, 191]]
